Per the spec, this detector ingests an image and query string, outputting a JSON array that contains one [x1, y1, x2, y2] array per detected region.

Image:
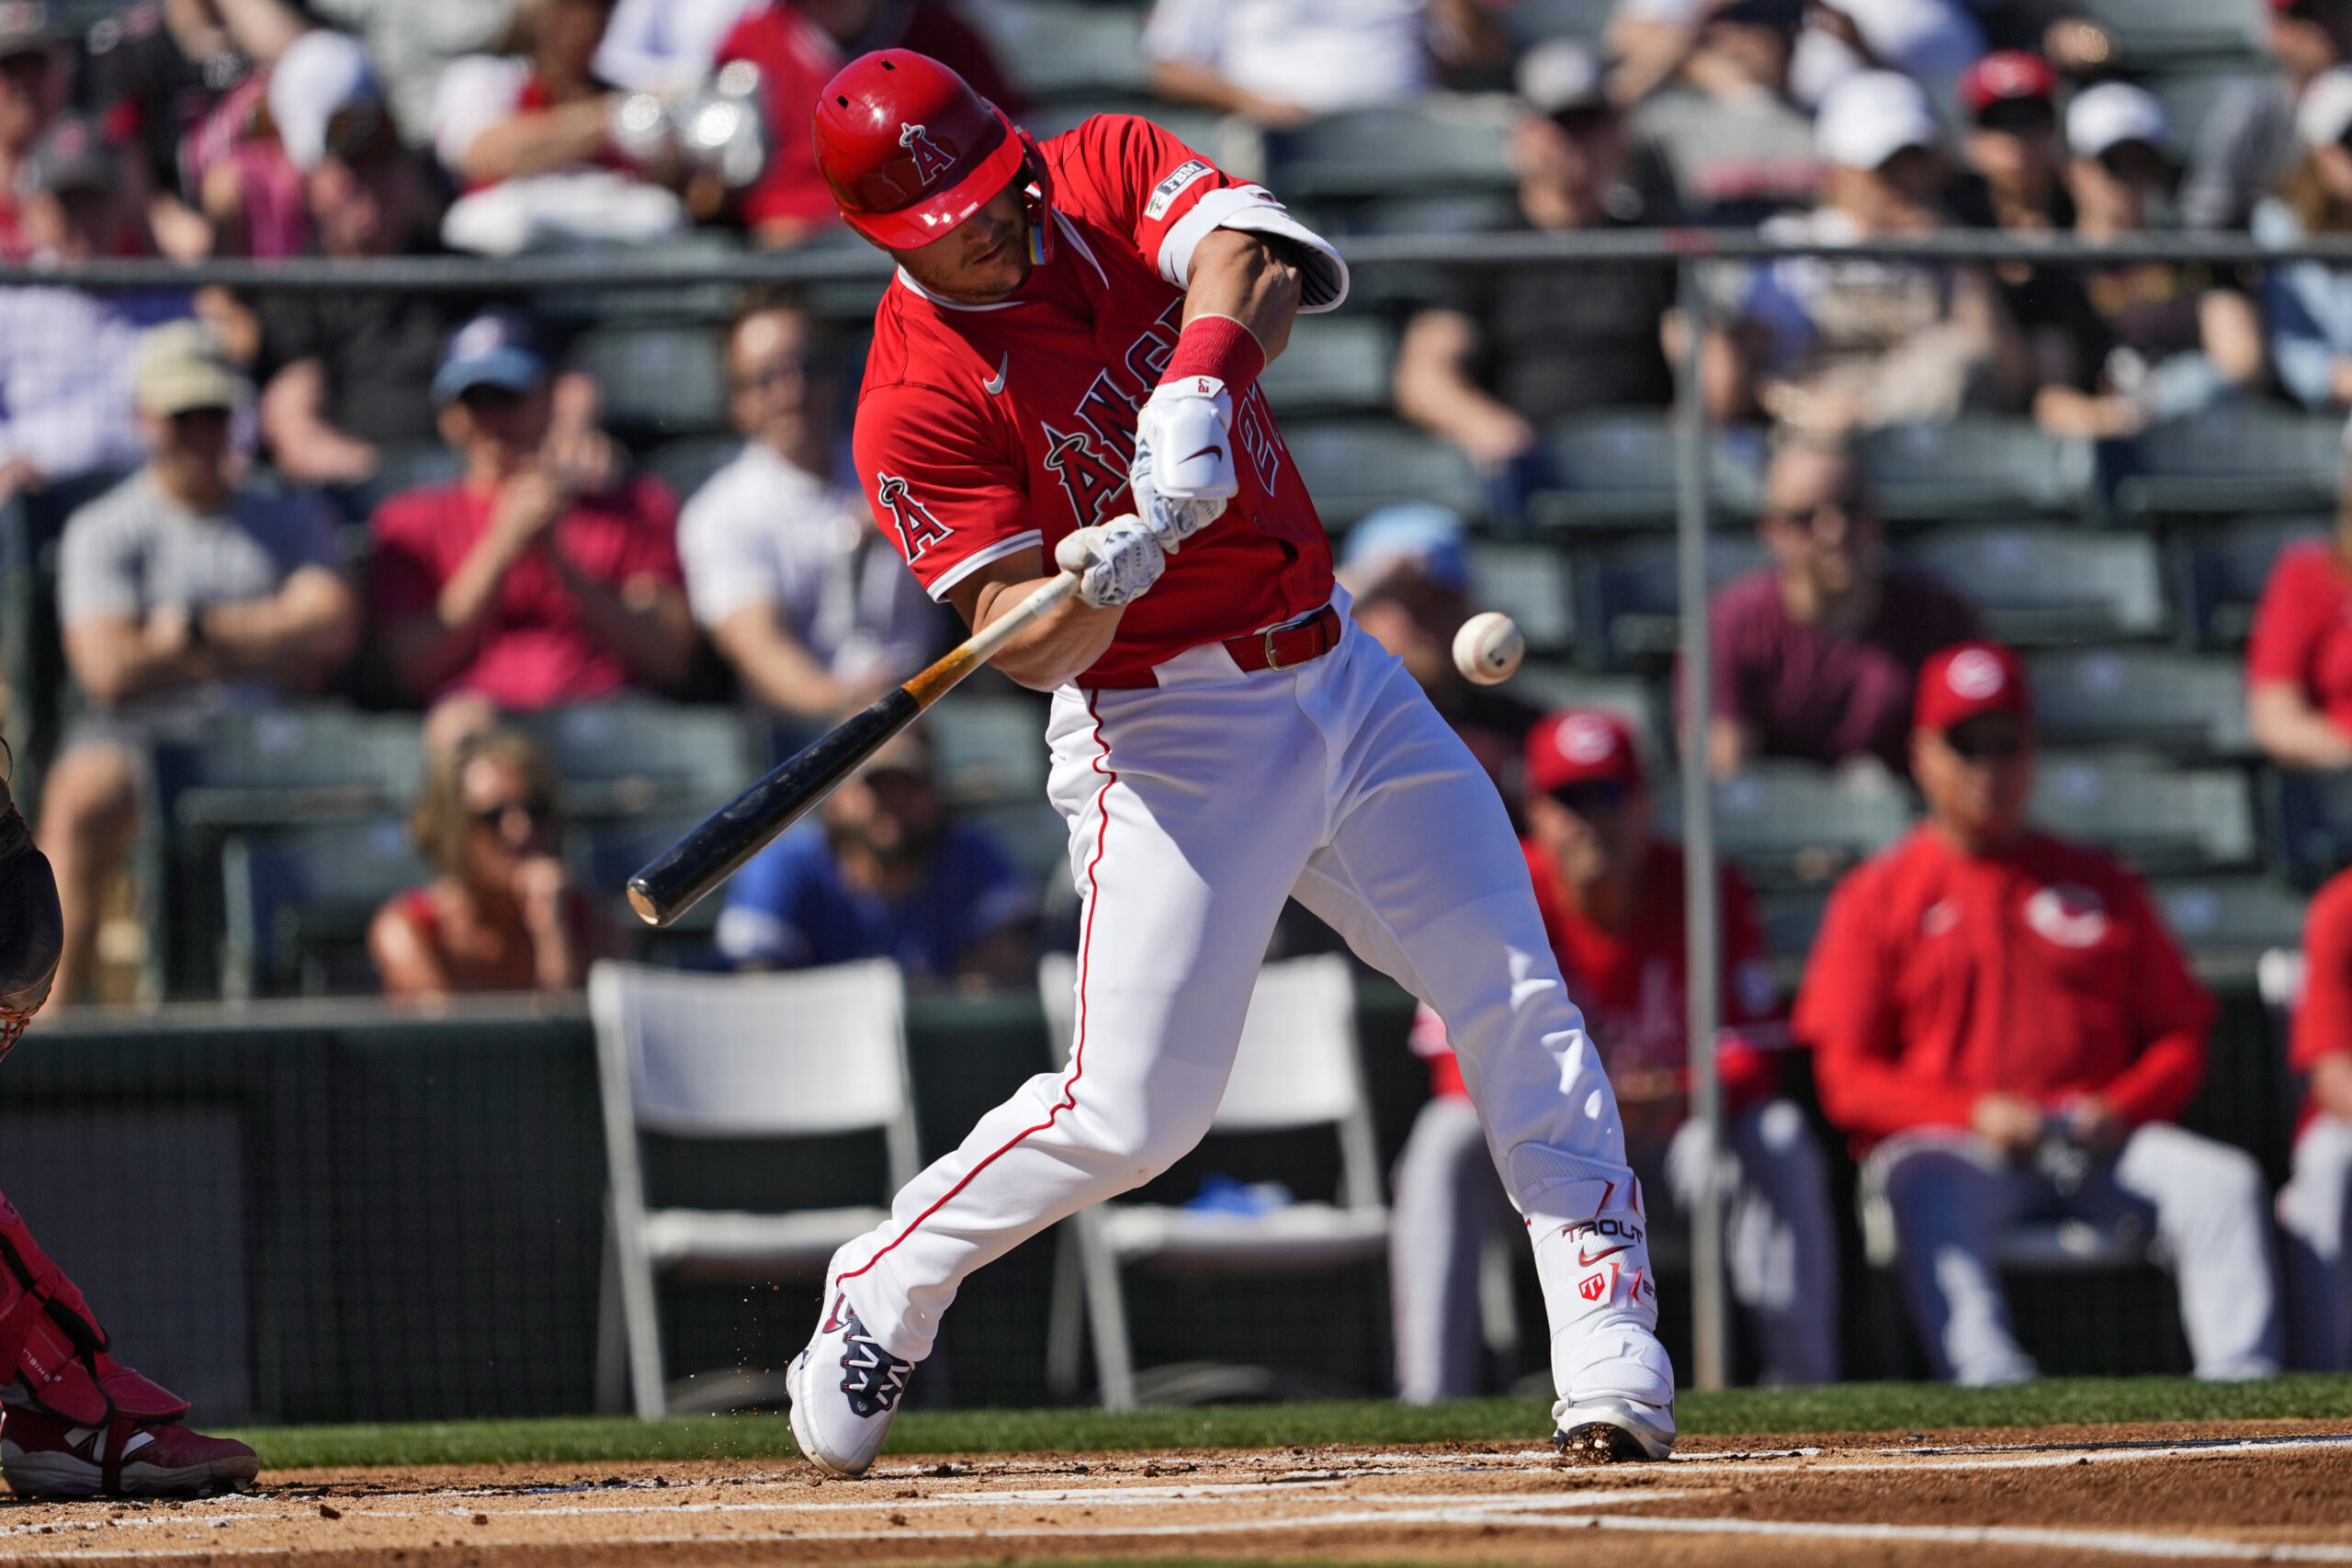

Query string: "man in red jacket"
[[1797, 641, 2281, 1384]]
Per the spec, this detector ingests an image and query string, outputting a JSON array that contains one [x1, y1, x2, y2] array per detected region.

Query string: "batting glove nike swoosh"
[[1056, 516, 1167, 608], [1129, 378, 1235, 553]]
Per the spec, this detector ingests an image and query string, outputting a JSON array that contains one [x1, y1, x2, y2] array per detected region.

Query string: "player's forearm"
[[1182, 230, 1302, 365], [971, 571, 1124, 691]]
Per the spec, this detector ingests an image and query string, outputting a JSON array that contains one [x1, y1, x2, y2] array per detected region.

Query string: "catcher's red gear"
[[0, 769, 60, 1062], [813, 50, 1054, 258], [0, 1190, 186, 1429], [2, 1405, 256, 1497]]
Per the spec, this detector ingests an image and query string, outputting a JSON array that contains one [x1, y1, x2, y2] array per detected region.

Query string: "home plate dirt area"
[[6, 1421, 2352, 1566]]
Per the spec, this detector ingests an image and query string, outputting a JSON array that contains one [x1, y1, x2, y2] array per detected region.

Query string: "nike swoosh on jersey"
[[981, 353, 1009, 396], [1577, 1244, 1634, 1268]]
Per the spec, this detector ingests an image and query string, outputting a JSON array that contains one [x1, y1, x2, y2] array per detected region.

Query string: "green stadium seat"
[[2024, 647, 2253, 755], [1263, 96, 1515, 199], [1465, 540, 1575, 653], [2179, 513, 2328, 649], [1903, 525, 2168, 643], [1855, 418, 2098, 524], [1258, 316, 1394, 413], [1577, 532, 1770, 664], [1525, 412, 1764, 531], [924, 694, 1050, 806], [511, 704, 753, 819], [167, 709, 426, 831], [1503, 0, 1612, 47], [2112, 405, 2345, 522], [638, 434, 742, 509], [571, 322, 726, 438], [219, 817, 430, 998], [1025, 99, 1235, 155], [2078, 0, 2266, 65], [1656, 761, 1917, 889], [2152, 875, 2309, 958], [962, 0, 1149, 99], [1508, 665, 1663, 754], [2030, 750, 2257, 874], [1283, 419, 1485, 525]]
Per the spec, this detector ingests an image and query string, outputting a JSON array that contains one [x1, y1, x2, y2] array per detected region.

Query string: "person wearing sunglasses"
[[2034, 82, 2267, 438], [1392, 707, 1838, 1400], [1799, 642, 2283, 1384], [370, 726, 623, 997]]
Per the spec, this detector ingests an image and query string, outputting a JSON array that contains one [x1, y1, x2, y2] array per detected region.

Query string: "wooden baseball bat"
[[628, 565, 1085, 927]]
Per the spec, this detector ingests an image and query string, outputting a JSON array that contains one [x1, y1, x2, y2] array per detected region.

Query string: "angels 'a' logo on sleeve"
[[874, 473, 956, 561], [899, 123, 956, 186]]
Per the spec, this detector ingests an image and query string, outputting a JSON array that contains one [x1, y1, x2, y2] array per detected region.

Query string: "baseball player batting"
[[786, 51, 1674, 1475], [0, 759, 255, 1495]]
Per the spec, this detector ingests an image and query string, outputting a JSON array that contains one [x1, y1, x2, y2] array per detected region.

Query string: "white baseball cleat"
[[787, 1292, 912, 1478], [1552, 1393, 1677, 1462]]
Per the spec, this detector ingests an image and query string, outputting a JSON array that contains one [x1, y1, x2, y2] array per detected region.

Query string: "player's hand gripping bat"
[[628, 564, 1084, 927]]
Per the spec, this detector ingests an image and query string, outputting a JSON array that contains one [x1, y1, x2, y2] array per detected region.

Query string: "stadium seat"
[[960, 0, 1149, 99], [1854, 418, 2098, 524], [1039, 953, 1388, 1409], [1902, 525, 2168, 643], [2030, 750, 2257, 874], [1524, 412, 1765, 531], [2024, 647, 2253, 755], [1283, 419, 1485, 525], [1465, 541, 1574, 653], [511, 704, 752, 818], [2079, 0, 2267, 66], [2178, 513, 2328, 649], [1023, 99, 1239, 161], [924, 694, 1050, 806], [568, 810, 730, 937], [570, 321, 727, 438], [2267, 767, 2352, 886], [2152, 875, 2310, 958], [2112, 405, 2345, 523], [1503, 0, 1612, 47], [1576, 532, 1770, 663], [591, 959, 921, 1418], [1257, 316, 1394, 414], [637, 434, 742, 510], [1657, 761, 1917, 888], [218, 817, 430, 998], [166, 709, 426, 831], [1263, 96, 1516, 199], [1507, 665, 1662, 754]]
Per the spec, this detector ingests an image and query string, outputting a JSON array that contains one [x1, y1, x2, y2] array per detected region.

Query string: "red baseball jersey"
[[853, 114, 1336, 686], [2247, 540, 2352, 739], [1793, 826, 2211, 1149]]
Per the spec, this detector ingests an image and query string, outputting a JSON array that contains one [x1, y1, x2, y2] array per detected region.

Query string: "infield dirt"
[[0, 1419, 2346, 1565]]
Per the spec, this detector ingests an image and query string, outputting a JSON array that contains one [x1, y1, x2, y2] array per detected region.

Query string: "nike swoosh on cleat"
[[1578, 1244, 1634, 1267], [981, 353, 1009, 396]]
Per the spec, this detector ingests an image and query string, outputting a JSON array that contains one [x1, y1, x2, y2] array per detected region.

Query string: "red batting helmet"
[[813, 50, 1051, 254]]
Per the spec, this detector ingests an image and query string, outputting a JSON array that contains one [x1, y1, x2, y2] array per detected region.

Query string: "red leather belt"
[[1082, 604, 1343, 690]]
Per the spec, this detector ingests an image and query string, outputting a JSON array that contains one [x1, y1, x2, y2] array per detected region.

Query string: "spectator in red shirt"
[[1798, 641, 2281, 1384], [0, 3, 68, 263], [716, 0, 1025, 249], [370, 309, 695, 748], [2278, 870, 2352, 1368], [1704, 432, 1981, 778], [2248, 447, 2352, 770], [1390, 709, 1838, 1400]]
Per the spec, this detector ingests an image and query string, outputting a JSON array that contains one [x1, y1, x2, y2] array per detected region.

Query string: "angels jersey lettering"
[[854, 114, 1334, 686]]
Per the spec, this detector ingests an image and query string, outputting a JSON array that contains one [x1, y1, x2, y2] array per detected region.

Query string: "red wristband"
[[1160, 313, 1266, 393]]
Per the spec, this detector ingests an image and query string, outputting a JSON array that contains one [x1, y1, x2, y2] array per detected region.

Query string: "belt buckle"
[[1262, 626, 1299, 673]]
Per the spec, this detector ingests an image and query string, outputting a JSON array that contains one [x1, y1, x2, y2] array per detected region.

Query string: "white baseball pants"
[[1874, 1124, 2281, 1385], [2278, 1112, 2352, 1369], [825, 615, 1640, 1367], [1389, 1095, 1838, 1401]]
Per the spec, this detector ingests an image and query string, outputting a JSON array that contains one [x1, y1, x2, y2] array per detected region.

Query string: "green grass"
[[222, 1374, 2352, 1471]]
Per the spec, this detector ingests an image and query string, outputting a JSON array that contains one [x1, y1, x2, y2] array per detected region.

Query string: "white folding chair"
[[590, 959, 919, 1419], [1038, 953, 1389, 1408]]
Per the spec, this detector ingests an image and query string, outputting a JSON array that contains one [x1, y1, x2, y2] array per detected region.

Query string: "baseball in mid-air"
[[1453, 611, 1525, 686]]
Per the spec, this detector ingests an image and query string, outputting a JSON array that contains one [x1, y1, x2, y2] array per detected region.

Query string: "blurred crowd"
[[15, 0, 2352, 1394]]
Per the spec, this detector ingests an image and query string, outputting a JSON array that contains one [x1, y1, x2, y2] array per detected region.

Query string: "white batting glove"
[[1128, 377, 1235, 553], [1056, 517, 1166, 608]]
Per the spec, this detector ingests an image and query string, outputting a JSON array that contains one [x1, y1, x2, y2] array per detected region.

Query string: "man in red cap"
[[786, 53, 1675, 1474], [1392, 709, 1838, 1400], [1797, 642, 2281, 1383]]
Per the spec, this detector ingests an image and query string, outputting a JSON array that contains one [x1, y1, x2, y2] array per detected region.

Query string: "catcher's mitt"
[[0, 747, 62, 1058]]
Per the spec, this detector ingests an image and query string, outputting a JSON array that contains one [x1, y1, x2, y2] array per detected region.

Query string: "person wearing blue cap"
[[368, 308, 695, 748]]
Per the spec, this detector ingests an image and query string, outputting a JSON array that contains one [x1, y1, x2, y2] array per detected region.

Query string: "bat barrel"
[[628, 688, 921, 927]]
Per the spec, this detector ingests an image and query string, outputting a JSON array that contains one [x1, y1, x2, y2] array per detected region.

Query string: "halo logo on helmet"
[[813, 51, 1056, 264], [899, 123, 954, 186]]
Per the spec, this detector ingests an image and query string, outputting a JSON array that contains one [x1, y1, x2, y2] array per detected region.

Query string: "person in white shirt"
[[1143, 0, 1502, 128], [679, 295, 943, 722]]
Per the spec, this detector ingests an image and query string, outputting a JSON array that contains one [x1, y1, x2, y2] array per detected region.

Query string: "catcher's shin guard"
[[0, 765, 62, 1060], [0, 1192, 183, 1428]]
